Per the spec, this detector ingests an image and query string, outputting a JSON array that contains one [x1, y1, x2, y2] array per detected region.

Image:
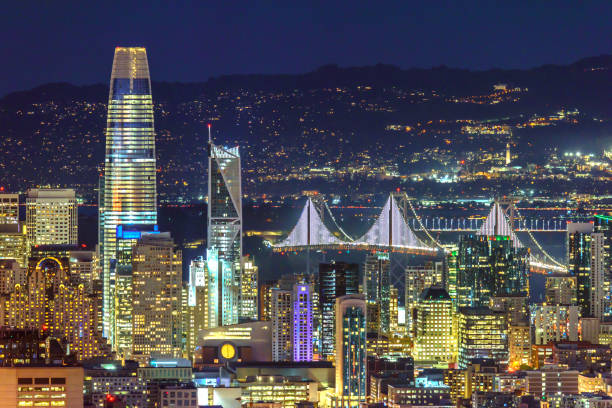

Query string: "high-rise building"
[[0, 193, 19, 225], [131, 233, 182, 362], [100, 47, 157, 340], [110, 225, 159, 357], [335, 294, 367, 407], [568, 222, 605, 318], [457, 307, 508, 369], [259, 282, 274, 321], [318, 262, 359, 359], [545, 275, 578, 306], [456, 234, 528, 308], [207, 130, 242, 327], [364, 252, 390, 334], [0, 246, 106, 360], [405, 263, 445, 335], [594, 215, 612, 317], [239, 255, 258, 322], [271, 288, 292, 361], [531, 304, 580, 345], [389, 285, 399, 334], [26, 188, 77, 246], [292, 283, 314, 362], [413, 287, 455, 364], [0, 223, 28, 267]]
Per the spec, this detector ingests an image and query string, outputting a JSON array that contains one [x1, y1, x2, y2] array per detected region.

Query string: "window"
[[50, 378, 65, 384], [35, 378, 49, 385]]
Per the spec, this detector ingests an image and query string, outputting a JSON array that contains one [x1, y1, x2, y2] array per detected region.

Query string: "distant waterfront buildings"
[[100, 47, 157, 342]]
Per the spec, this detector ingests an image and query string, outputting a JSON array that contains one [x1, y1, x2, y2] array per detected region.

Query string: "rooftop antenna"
[[207, 123, 212, 144]]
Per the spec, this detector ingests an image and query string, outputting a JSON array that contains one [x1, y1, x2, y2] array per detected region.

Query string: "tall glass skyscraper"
[[207, 134, 242, 326], [100, 47, 157, 341]]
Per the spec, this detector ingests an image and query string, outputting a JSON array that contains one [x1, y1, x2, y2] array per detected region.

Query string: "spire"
[[208, 123, 212, 144]]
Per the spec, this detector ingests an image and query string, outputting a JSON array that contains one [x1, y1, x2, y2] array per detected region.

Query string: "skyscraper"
[[100, 47, 157, 340], [207, 128, 241, 326], [239, 255, 258, 322], [318, 262, 359, 359], [26, 188, 78, 246], [364, 252, 390, 334], [457, 307, 508, 369], [0, 193, 19, 225], [594, 215, 612, 317], [456, 234, 529, 308], [131, 233, 182, 362], [568, 222, 605, 318], [335, 294, 367, 406], [413, 287, 455, 364], [271, 288, 292, 361], [292, 283, 314, 362]]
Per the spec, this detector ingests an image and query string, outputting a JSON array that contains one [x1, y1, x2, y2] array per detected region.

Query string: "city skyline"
[[0, 4, 610, 406]]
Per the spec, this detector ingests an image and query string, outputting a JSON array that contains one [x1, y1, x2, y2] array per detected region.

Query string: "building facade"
[[26, 188, 78, 246]]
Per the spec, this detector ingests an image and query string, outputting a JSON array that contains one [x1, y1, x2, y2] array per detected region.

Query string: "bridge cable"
[[407, 200, 445, 249]]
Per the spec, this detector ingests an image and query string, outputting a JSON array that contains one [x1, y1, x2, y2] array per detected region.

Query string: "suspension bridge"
[[273, 193, 568, 274]]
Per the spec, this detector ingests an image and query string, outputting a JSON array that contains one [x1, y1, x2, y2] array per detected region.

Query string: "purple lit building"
[[292, 283, 314, 361]]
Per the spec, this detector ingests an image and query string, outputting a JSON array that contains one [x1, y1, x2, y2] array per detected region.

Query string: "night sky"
[[0, 1, 610, 96]]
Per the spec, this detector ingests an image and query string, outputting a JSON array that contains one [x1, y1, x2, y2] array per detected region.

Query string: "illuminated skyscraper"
[[568, 222, 605, 318], [457, 307, 508, 369], [271, 288, 292, 361], [131, 233, 182, 362], [207, 127, 241, 326], [0, 193, 19, 225], [456, 234, 529, 308], [292, 283, 314, 362], [413, 287, 455, 364], [100, 47, 157, 340], [364, 252, 390, 334], [335, 294, 367, 407], [239, 255, 258, 321], [26, 188, 78, 246], [594, 215, 612, 317], [318, 262, 359, 359]]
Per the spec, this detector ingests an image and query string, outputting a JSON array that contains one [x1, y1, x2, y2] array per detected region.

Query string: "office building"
[[594, 215, 612, 317], [364, 252, 390, 334], [111, 225, 159, 357], [131, 233, 182, 362], [240, 375, 318, 408], [568, 222, 605, 318], [293, 283, 314, 362], [457, 307, 508, 368], [456, 234, 529, 308], [318, 262, 359, 359], [100, 47, 157, 341], [271, 288, 292, 361], [260, 282, 274, 321], [334, 294, 367, 407], [0, 366, 84, 408], [508, 323, 531, 369], [389, 285, 399, 334], [545, 275, 577, 305], [525, 368, 579, 399], [0, 247, 106, 360], [196, 321, 273, 364], [207, 131, 242, 327], [0, 193, 19, 225], [531, 304, 580, 345], [0, 259, 26, 294], [83, 360, 146, 408], [26, 188, 77, 246], [413, 287, 455, 364], [0, 223, 28, 267], [239, 255, 258, 321]]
